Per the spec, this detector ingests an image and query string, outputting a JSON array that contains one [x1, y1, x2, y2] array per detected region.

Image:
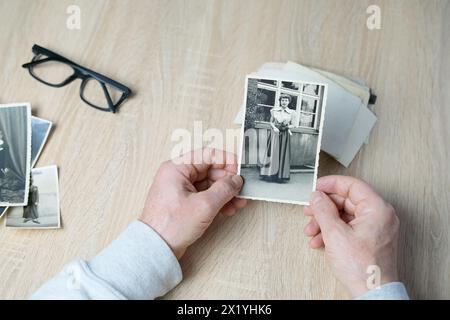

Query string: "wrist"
[[138, 216, 186, 260], [346, 268, 399, 298]]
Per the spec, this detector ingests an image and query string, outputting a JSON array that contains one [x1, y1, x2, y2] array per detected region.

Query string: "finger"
[[303, 205, 313, 216], [309, 233, 324, 249], [341, 212, 355, 224], [221, 197, 247, 216], [173, 148, 238, 182], [194, 179, 212, 192], [231, 197, 248, 209], [195, 175, 243, 193], [221, 202, 237, 216], [328, 193, 345, 210], [309, 191, 350, 235], [208, 168, 234, 181], [316, 175, 380, 207], [198, 175, 244, 215], [304, 217, 321, 237], [328, 193, 357, 215]]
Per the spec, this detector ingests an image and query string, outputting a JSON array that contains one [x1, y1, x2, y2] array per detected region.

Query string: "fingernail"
[[310, 191, 323, 205], [231, 175, 244, 189]]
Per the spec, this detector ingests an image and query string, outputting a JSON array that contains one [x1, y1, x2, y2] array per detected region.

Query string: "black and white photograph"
[[30, 117, 53, 167], [238, 77, 327, 204], [0, 116, 52, 218], [6, 165, 60, 229], [0, 103, 32, 207]]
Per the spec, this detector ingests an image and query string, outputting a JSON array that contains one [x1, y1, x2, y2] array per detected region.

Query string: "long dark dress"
[[23, 186, 39, 220], [260, 107, 293, 182]]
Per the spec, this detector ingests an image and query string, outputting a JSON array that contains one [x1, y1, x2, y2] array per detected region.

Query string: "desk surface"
[[0, 0, 449, 299]]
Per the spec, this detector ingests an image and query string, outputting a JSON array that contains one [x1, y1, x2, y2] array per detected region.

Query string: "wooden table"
[[0, 0, 448, 299]]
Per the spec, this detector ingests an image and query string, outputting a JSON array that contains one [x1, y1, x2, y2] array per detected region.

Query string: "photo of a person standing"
[[260, 94, 294, 183], [23, 182, 40, 224]]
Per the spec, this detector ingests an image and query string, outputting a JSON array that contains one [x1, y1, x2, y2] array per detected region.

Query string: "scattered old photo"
[[0, 103, 32, 207], [6, 165, 60, 229], [238, 77, 327, 204], [0, 207, 6, 219], [30, 117, 53, 167], [0, 116, 52, 218]]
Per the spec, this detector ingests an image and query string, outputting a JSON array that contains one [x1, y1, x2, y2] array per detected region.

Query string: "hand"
[[139, 148, 247, 259], [273, 127, 280, 134], [303, 175, 400, 298]]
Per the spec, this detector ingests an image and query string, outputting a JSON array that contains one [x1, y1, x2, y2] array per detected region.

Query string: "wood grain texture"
[[0, 0, 448, 299]]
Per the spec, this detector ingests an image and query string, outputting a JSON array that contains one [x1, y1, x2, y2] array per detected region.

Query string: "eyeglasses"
[[22, 44, 132, 113]]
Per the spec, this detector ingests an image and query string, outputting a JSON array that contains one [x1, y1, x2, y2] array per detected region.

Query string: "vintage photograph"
[[0, 103, 32, 207], [238, 77, 327, 204], [30, 117, 53, 167], [0, 116, 52, 219], [0, 206, 6, 219], [6, 165, 60, 229]]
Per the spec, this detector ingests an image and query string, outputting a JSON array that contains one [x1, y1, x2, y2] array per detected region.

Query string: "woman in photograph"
[[23, 181, 40, 224], [260, 94, 294, 183]]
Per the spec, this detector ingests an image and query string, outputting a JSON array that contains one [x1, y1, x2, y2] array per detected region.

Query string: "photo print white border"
[[237, 76, 328, 205], [0, 102, 32, 207], [5, 165, 60, 229]]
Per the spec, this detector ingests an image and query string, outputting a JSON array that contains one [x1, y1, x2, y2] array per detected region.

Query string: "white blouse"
[[271, 107, 293, 125]]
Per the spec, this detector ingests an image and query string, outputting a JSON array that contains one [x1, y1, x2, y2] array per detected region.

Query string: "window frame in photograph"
[[255, 80, 324, 131]]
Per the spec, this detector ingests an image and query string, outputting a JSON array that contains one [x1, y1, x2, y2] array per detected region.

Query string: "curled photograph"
[[0, 103, 32, 207]]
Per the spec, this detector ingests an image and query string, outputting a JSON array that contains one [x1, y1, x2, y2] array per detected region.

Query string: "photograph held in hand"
[[238, 77, 327, 205]]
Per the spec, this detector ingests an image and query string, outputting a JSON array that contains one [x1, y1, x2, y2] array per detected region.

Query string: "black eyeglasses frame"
[[22, 44, 132, 113]]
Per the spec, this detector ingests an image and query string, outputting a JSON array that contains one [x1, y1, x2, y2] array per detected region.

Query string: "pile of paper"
[[234, 62, 377, 167], [0, 103, 59, 229]]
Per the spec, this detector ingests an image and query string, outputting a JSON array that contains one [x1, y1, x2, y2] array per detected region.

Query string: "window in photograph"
[[259, 79, 278, 87], [281, 81, 301, 91], [299, 111, 315, 128], [256, 87, 276, 107], [298, 97, 319, 129], [303, 84, 320, 96]]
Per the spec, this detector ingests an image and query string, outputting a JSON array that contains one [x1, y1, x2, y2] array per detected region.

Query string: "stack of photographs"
[[0, 103, 60, 229], [234, 62, 377, 168]]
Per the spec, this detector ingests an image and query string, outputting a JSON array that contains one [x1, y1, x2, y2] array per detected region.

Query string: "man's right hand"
[[303, 175, 400, 298]]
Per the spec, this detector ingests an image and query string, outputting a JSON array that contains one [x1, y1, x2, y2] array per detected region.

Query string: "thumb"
[[308, 191, 350, 236], [198, 175, 244, 214]]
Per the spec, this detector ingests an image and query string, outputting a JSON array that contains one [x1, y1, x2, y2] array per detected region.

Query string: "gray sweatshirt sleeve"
[[31, 220, 182, 300], [355, 282, 409, 300], [31, 220, 409, 300]]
